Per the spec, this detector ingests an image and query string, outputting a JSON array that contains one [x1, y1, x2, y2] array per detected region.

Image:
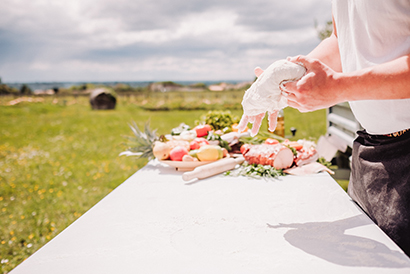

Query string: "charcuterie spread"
[[121, 110, 331, 181]]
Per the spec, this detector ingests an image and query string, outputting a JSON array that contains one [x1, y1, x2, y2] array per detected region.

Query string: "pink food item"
[[189, 138, 209, 150], [292, 140, 319, 167], [243, 144, 294, 170], [295, 147, 319, 167], [169, 146, 189, 161]]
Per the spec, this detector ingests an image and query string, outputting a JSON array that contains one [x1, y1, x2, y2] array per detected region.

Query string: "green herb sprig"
[[197, 110, 239, 131], [226, 162, 285, 179]]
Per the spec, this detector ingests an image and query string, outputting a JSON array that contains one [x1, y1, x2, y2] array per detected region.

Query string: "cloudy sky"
[[0, 0, 332, 83]]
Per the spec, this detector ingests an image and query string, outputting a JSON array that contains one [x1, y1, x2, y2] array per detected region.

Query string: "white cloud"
[[177, 9, 239, 37], [0, 0, 332, 82]]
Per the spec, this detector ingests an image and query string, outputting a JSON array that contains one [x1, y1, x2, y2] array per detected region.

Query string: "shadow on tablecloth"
[[267, 214, 410, 268]]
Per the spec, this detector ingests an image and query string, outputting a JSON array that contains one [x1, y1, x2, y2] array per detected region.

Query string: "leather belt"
[[384, 128, 410, 138]]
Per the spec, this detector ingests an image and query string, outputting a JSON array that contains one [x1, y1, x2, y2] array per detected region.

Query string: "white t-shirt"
[[333, 0, 410, 134]]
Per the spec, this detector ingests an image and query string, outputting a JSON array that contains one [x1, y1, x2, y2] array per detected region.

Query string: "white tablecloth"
[[11, 160, 410, 273]]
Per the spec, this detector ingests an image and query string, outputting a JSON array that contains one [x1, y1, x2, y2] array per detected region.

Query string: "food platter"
[[159, 155, 230, 171]]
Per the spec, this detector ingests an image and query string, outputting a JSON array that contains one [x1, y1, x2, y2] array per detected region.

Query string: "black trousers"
[[348, 130, 410, 256]]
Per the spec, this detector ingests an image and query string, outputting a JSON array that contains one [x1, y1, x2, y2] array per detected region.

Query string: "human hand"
[[237, 111, 279, 137], [236, 67, 279, 137], [282, 55, 342, 112]]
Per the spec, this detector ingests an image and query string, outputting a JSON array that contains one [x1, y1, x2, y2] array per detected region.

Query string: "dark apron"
[[348, 130, 410, 256]]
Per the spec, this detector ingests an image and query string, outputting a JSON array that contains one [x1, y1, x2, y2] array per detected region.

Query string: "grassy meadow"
[[0, 92, 328, 272]]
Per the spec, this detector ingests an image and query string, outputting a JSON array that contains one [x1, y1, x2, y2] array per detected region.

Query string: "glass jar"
[[272, 109, 285, 137]]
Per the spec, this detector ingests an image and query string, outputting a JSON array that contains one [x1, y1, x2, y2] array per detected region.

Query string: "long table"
[[11, 160, 410, 273]]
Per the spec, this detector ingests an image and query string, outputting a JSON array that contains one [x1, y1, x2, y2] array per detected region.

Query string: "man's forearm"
[[336, 54, 410, 101]]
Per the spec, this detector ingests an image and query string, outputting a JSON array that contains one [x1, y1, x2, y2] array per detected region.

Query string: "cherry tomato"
[[265, 138, 279, 145], [194, 124, 212, 137]]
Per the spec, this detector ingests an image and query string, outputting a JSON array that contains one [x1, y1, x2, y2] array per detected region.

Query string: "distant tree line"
[[0, 84, 32, 95], [0, 78, 247, 96], [0, 77, 33, 95]]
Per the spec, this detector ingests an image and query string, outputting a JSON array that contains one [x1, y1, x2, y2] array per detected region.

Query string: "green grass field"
[[0, 94, 328, 273]]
